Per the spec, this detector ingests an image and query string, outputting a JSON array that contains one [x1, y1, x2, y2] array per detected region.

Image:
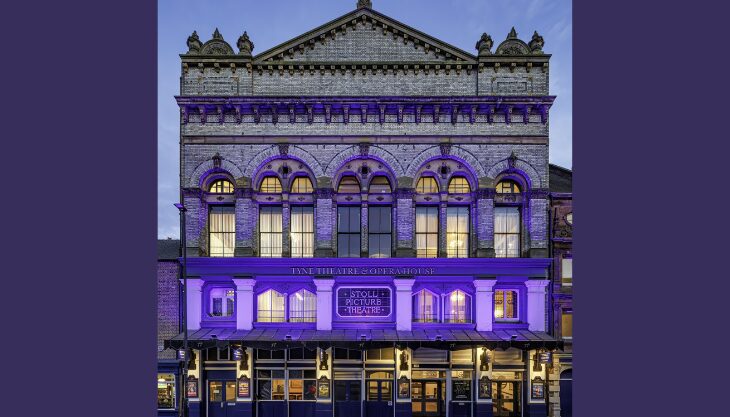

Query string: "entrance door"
[[364, 379, 393, 417], [559, 369, 572, 417], [491, 381, 521, 417], [208, 380, 236, 417], [412, 380, 444, 417], [335, 380, 362, 417]]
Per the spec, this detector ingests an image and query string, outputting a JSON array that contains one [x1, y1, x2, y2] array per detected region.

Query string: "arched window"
[[337, 176, 360, 193], [290, 177, 314, 193], [447, 176, 470, 193], [495, 180, 521, 194], [415, 177, 439, 193], [209, 206, 235, 257], [260, 176, 282, 193], [494, 290, 518, 321], [412, 289, 439, 323], [494, 207, 520, 258], [368, 176, 391, 194], [289, 289, 316, 323], [208, 288, 235, 317], [446, 206, 469, 258], [444, 290, 471, 323], [257, 289, 285, 323], [209, 179, 234, 193]]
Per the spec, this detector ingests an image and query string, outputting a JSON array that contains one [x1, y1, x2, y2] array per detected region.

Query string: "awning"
[[165, 328, 563, 351]]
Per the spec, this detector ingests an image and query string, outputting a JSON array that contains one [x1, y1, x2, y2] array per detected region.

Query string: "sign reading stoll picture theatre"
[[337, 287, 392, 317]]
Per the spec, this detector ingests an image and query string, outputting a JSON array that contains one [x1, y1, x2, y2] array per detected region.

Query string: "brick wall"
[[157, 261, 179, 360]]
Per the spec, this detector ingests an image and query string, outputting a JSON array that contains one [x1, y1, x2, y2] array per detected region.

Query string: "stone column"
[[394, 277, 416, 331], [526, 279, 550, 331], [315, 277, 335, 330], [184, 278, 203, 330], [361, 201, 369, 257], [395, 190, 415, 257], [473, 279, 497, 331], [315, 188, 334, 257], [438, 201, 448, 257], [233, 278, 256, 330], [235, 192, 256, 256], [282, 200, 291, 257], [476, 194, 495, 257]]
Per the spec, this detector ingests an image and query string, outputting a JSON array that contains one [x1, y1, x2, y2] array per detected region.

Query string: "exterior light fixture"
[[532, 351, 543, 372], [285, 334, 292, 341], [177, 349, 187, 361], [435, 334, 443, 341], [479, 347, 490, 371]]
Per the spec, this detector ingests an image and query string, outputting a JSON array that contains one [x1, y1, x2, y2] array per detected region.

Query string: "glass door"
[[491, 381, 521, 417], [412, 380, 444, 417], [364, 371, 393, 417]]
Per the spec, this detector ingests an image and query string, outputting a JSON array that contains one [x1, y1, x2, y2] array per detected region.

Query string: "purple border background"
[[3, 0, 157, 416], [2, 1, 727, 416]]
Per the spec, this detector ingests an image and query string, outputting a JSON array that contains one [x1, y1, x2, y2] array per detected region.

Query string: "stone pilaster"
[[233, 278, 255, 329], [314, 278, 335, 330], [473, 279, 497, 331]]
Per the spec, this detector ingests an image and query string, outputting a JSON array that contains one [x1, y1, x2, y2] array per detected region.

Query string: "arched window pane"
[[447, 177, 470, 193], [412, 290, 439, 323], [291, 177, 314, 193], [496, 180, 520, 194], [337, 176, 360, 193], [368, 176, 391, 194], [415, 177, 439, 193], [209, 179, 234, 194], [260, 176, 282, 193], [446, 206, 469, 258], [494, 207, 520, 258], [289, 289, 316, 323], [494, 290, 518, 320], [444, 290, 471, 323], [209, 206, 235, 257], [209, 288, 235, 317], [257, 289, 285, 322]]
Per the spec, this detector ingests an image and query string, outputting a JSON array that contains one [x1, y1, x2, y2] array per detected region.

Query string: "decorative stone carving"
[[508, 151, 518, 169], [237, 31, 254, 57], [186, 31, 202, 54], [200, 28, 235, 55], [278, 143, 289, 156], [439, 143, 451, 156], [495, 27, 531, 55], [212, 152, 222, 168], [357, 0, 372, 8], [359, 142, 370, 156], [476, 33, 493, 56], [529, 31, 544, 54]]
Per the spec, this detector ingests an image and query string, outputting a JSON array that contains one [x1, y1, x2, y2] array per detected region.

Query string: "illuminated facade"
[[164, 2, 566, 417]]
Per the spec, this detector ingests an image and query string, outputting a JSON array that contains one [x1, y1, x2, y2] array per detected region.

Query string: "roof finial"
[[507, 27, 518, 39], [212, 28, 223, 40], [357, 0, 372, 8]]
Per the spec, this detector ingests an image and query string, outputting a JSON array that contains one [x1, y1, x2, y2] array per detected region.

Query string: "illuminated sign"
[[336, 287, 391, 317]]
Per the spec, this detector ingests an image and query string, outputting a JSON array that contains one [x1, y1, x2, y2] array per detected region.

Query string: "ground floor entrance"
[[334, 380, 361, 417], [207, 380, 237, 417], [365, 372, 394, 417], [412, 380, 445, 417], [491, 381, 521, 417]]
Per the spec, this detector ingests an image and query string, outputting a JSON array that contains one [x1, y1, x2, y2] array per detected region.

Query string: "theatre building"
[[165, 2, 564, 417]]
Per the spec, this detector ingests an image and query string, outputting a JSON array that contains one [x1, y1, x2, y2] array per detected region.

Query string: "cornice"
[[176, 96, 555, 126]]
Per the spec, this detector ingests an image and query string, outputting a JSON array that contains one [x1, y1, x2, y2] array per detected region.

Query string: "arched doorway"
[[559, 369, 572, 417]]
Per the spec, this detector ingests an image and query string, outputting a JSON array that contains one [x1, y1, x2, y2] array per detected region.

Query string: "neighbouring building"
[[548, 165, 572, 417], [158, 238, 182, 416], [164, 2, 567, 417]]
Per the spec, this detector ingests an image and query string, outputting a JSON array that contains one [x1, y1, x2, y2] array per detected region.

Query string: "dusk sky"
[[158, 0, 572, 238]]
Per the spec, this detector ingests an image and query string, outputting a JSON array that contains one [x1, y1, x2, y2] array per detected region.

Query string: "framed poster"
[[531, 377, 545, 400], [478, 376, 492, 399], [452, 380, 471, 401], [186, 376, 199, 399], [397, 376, 410, 399], [237, 375, 250, 398], [317, 376, 330, 399]]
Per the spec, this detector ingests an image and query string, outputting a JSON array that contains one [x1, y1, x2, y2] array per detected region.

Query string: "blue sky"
[[158, 0, 572, 238]]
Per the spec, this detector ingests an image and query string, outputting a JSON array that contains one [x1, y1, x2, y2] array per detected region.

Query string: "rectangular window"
[[365, 348, 394, 361], [256, 349, 285, 360], [288, 348, 317, 360], [257, 369, 285, 400], [494, 207, 520, 258], [157, 373, 175, 409], [494, 290, 519, 321], [368, 206, 392, 258], [337, 206, 361, 258], [334, 348, 363, 361], [209, 205, 235, 257], [562, 311, 573, 339], [561, 258, 573, 286], [446, 206, 469, 258], [288, 370, 317, 401], [291, 206, 314, 258], [259, 206, 283, 257], [416, 206, 439, 258]]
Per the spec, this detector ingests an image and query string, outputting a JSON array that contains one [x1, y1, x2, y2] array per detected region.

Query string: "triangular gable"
[[254, 7, 476, 64]]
